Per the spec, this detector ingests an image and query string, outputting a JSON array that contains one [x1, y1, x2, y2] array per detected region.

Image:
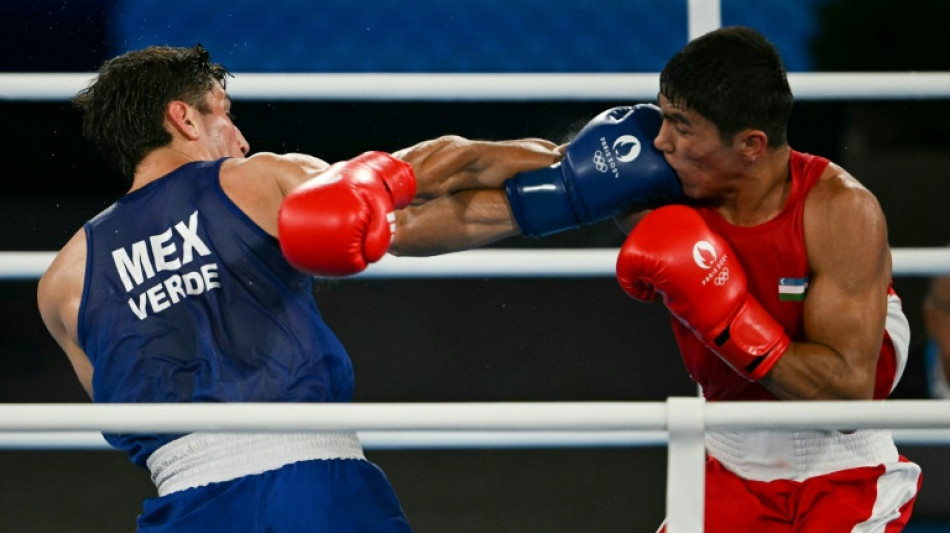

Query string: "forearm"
[[759, 341, 877, 400], [395, 136, 560, 202], [390, 189, 518, 256]]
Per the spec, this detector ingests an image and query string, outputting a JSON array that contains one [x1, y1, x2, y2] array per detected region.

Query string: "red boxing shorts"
[[658, 454, 921, 533]]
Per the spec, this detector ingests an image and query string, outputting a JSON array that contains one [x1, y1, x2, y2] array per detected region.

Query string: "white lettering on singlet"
[[109, 211, 220, 320]]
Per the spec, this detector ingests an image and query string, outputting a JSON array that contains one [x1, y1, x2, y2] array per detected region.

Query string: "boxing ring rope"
[[3, 247, 950, 280], [3, 72, 950, 101]]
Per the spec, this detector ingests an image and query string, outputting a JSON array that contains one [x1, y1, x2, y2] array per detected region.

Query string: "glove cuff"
[[504, 165, 581, 238], [711, 295, 790, 381]]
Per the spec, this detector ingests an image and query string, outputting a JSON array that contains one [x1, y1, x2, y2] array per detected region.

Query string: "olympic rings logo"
[[593, 151, 609, 173], [714, 267, 730, 286]]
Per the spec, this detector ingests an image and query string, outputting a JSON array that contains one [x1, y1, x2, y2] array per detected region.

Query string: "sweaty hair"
[[73, 44, 231, 182], [659, 26, 792, 147]]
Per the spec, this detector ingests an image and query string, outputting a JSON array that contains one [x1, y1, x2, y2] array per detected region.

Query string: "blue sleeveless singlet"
[[79, 159, 354, 466]]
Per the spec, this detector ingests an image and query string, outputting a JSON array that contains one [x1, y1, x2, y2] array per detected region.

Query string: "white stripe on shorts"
[[851, 460, 921, 533]]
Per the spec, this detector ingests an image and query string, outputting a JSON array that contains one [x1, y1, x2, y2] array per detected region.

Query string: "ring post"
[[665, 396, 706, 533]]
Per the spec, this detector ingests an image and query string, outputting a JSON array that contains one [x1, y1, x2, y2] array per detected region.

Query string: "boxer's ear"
[[736, 128, 767, 162], [165, 101, 199, 140]]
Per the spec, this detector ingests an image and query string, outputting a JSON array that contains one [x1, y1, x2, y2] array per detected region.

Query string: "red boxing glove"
[[278, 151, 416, 276], [616, 205, 789, 381]]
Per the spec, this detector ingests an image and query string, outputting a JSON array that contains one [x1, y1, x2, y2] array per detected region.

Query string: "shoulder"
[[37, 229, 87, 327], [805, 162, 884, 228], [222, 152, 331, 197], [217, 152, 333, 236], [231, 152, 329, 171], [804, 161, 889, 271], [224, 152, 330, 180]]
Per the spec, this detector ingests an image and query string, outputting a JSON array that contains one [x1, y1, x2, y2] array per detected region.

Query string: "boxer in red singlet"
[[616, 27, 922, 532]]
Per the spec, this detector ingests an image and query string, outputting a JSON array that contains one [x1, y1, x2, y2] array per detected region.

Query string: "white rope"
[[0, 430, 668, 451], [0, 401, 946, 450], [0, 400, 947, 433], [3, 72, 950, 101], [3, 428, 946, 451], [0, 402, 666, 433], [3, 248, 948, 280], [1, 251, 55, 279]]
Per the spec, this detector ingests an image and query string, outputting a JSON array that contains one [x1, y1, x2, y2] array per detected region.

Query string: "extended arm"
[[761, 167, 891, 400], [391, 106, 684, 256], [390, 136, 561, 256], [392, 188, 518, 257], [393, 135, 561, 202]]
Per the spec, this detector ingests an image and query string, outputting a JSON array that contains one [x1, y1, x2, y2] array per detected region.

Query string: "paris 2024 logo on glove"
[[592, 134, 642, 178], [693, 240, 730, 287]]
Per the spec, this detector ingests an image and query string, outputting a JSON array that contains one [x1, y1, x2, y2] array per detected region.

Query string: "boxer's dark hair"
[[659, 26, 792, 147], [73, 44, 231, 182]]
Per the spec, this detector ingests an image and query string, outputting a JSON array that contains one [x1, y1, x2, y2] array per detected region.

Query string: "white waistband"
[[146, 431, 365, 497], [706, 429, 898, 482]]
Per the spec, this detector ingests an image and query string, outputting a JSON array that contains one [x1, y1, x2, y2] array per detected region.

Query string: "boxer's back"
[[80, 159, 354, 465]]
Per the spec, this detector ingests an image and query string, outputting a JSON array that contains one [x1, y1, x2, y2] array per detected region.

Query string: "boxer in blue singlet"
[[82, 157, 409, 531], [35, 44, 566, 532], [38, 45, 421, 532]]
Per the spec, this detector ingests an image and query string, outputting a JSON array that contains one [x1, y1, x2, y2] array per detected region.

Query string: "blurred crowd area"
[[2, 0, 834, 73]]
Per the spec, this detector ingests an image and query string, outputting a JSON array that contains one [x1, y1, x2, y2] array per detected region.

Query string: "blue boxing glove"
[[505, 104, 683, 237]]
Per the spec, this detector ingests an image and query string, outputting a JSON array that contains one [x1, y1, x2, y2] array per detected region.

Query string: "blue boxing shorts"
[[136, 432, 412, 532]]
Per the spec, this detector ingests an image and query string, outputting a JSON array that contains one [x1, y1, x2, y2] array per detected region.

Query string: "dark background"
[[1, 1, 949, 532]]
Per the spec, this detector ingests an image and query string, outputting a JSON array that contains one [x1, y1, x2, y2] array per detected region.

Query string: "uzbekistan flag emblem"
[[778, 277, 808, 301]]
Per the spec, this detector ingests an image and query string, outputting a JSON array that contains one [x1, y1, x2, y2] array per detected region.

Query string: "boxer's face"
[[653, 95, 746, 200], [195, 83, 250, 159]]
